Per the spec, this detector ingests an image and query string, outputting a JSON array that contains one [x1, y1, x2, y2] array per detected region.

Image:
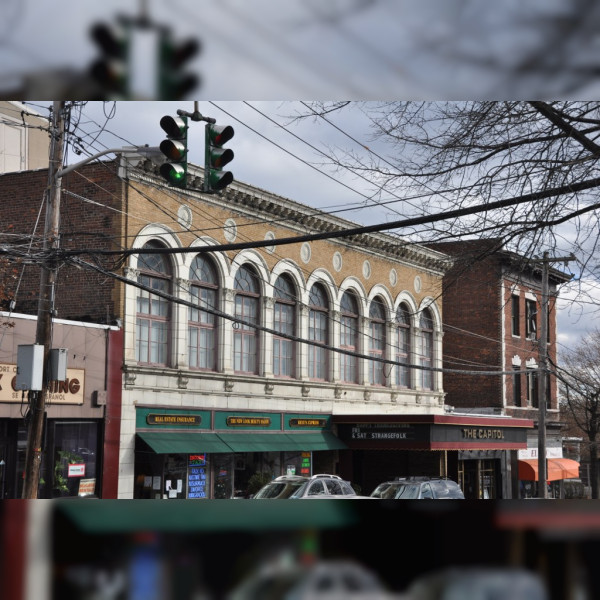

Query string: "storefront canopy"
[[137, 431, 347, 454], [138, 432, 231, 454], [518, 458, 580, 482]]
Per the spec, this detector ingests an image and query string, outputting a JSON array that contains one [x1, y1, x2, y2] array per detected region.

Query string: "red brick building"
[[430, 239, 572, 498]]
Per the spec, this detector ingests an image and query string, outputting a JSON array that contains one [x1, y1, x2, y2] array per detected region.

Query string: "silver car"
[[288, 474, 358, 499], [370, 477, 465, 500]]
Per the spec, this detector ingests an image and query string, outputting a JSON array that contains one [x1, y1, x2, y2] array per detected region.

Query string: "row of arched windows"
[[133, 241, 438, 391]]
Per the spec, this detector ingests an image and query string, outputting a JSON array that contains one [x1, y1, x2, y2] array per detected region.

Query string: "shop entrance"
[[458, 459, 501, 499]]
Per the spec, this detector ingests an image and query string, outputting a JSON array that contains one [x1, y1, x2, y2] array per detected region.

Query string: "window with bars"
[[395, 304, 411, 388], [368, 298, 386, 386], [188, 255, 218, 371], [136, 242, 171, 366], [273, 274, 296, 378], [308, 283, 329, 381], [233, 265, 260, 374], [340, 291, 359, 384]]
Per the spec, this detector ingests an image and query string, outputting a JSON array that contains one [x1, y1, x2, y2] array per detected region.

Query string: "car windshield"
[[430, 480, 465, 499], [254, 481, 305, 499], [391, 483, 421, 499], [289, 482, 310, 499]]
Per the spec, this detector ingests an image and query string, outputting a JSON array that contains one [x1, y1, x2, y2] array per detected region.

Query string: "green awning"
[[221, 432, 347, 452], [56, 500, 359, 533], [137, 432, 232, 454], [138, 431, 347, 454]]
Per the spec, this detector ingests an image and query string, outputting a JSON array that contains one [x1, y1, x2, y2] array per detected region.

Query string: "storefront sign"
[[0, 363, 84, 404], [462, 428, 505, 440], [349, 423, 421, 441], [300, 452, 311, 476], [146, 414, 202, 426], [226, 416, 271, 427], [78, 478, 96, 496], [289, 418, 327, 428], [68, 463, 86, 478]]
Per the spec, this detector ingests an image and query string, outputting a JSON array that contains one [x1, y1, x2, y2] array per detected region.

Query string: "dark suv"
[[370, 477, 465, 499]]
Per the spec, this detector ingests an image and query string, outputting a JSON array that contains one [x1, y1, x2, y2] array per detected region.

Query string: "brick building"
[[1, 154, 534, 498], [429, 239, 572, 498]]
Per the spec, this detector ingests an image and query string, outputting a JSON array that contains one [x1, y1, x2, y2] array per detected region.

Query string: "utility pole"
[[21, 100, 66, 498], [533, 251, 575, 499]]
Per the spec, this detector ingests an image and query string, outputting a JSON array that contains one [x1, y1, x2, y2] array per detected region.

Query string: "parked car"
[[370, 477, 465, 499], [252, 475, 309, 499], [227, 559, 391, 600], [405, 567, 547, 600], [288, 474, 358, 499]]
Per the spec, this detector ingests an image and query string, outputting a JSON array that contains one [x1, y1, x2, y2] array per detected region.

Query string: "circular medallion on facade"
[[178, 205, 192, 229], [265, 231, 275, 254], [389, 268, 398, 287], [300, 242, 311, 264], [333, 251, 343, 272], [224, 218, 237, 242], [414, 275, 422, 293], [362, 260, 371, 279]]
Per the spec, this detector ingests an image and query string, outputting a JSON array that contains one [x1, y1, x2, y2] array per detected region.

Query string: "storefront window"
[[51, 422, 98, 498], [213, 454, 234, 499]]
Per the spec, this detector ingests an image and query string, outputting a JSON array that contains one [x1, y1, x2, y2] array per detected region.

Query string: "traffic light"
[[158, 30, 200, 100], [159, 115, 188, 188], [204, 123, 234, 193], [89, 20, 130, 98]]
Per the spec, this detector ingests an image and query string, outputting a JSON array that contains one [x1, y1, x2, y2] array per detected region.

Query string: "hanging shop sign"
[[0, 363, 84, 404]]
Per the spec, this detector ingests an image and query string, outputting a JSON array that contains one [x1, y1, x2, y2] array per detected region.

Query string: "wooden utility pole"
[[21, 100, 66, 498], [534, 252, 575, 499]]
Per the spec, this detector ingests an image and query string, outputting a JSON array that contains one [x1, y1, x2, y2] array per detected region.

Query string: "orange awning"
[[518, 458, 580, 482]]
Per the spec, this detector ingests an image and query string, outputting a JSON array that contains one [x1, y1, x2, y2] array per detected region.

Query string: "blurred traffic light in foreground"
[[3, 500, 600, 600], [2, 2, 600, 99]]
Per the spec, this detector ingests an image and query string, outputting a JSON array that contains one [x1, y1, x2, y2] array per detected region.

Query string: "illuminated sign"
[[226, 416, 271, 427], [147, 414, 202, 426]]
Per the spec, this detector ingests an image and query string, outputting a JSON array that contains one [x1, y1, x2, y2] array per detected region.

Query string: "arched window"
[[136, 241, 171, 365], [308, 283, 329, 381], [340, 291, 359, 384], [188, 255, 218, 371], [368, 298, 386, 386], [234, 265, 260, 374], [273, 274, 296, 378], [418, 308, 434, 390], [395, 304, 411, 388]]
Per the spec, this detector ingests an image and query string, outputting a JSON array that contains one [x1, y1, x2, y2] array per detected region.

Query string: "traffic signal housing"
[[158, 30, 200, 100], [159, 115, 188, 188], [89, 20, 130, 98], [204, 123, 234, 193]]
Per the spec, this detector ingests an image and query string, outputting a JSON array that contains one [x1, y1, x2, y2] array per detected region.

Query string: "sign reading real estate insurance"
[[0, 363, 85, 404]]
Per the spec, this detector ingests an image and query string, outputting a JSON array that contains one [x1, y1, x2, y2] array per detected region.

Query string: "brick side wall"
[[1, 162, 124, 323]]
